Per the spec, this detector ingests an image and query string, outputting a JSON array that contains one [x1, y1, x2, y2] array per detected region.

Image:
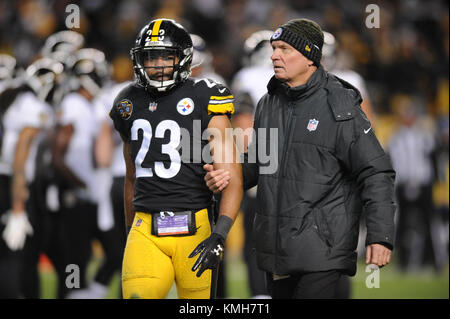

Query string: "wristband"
[[212, 215, 233, 240]]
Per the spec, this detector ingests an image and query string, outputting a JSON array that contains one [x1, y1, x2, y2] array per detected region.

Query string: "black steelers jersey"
[[109, 78, 234, 212]]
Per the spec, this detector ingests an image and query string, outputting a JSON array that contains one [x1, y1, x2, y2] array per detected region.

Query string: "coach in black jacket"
[[205, 19, 396, 298]]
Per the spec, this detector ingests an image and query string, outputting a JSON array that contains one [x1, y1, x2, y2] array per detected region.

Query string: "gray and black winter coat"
[[243, 66, 396, 276]]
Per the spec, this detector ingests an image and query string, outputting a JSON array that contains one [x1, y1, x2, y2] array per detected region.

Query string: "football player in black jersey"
[[109, 18, 243, 299]]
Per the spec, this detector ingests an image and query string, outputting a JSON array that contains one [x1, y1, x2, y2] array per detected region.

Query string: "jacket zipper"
[[274, 102, 294, 272], [281, 103, 295, 177]]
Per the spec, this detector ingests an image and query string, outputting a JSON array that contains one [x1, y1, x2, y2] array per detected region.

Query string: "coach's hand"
[[189, 233, 225, 277], [366, 243, 391, 268], [203, 164, 230, 194]]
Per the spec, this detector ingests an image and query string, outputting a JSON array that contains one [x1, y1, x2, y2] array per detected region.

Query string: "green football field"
[[40, 254, 449, 299]]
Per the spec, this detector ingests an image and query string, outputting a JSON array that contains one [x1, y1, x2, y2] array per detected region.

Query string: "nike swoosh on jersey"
[[364, 126, 372, 134]]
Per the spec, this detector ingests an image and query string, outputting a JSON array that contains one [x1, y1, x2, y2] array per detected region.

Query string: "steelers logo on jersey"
[[118, 99, 133, 120], [176, 98, 194, 115]]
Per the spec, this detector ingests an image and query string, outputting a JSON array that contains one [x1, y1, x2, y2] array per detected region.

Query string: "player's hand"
[[189, 233, 225, 277], [366, 243, 391, 268], [2, 211, 33, 251], [203, 164, 230, 194]]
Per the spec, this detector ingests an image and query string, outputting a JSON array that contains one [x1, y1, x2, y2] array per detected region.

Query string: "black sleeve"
[[242, 152, 259, 190], [241, 98, 263, 190], [336, 108, 396, 250], [109, 95, 130, 140]]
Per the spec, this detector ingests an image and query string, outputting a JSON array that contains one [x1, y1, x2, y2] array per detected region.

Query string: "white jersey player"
[[56, 92, 102, 201], [69, 80, 130, 299], [52, 48, 126, 299], [1, 58, 63, 252]]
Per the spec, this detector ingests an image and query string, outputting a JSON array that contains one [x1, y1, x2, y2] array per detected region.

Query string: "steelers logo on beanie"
[[271, 18, 324, 67]]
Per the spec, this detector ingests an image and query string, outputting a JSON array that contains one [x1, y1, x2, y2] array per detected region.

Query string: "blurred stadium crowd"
[[0, 0, 448, 299]]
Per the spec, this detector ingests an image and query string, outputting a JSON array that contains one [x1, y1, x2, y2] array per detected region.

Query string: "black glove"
[[188, 233, 225, 277]]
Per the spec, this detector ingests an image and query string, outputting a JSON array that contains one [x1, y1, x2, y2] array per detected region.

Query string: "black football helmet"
[[41, 30, 85, 56], [66, 48, 110, 97], [26, 57, 64, 103], [190, 34, 212, 68], [243, 30, 273, 67], [131, 19, 193, 93]]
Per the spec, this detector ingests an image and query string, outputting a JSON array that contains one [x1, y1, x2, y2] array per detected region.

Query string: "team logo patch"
[[307, 119, 319, 131], [135, 219, 142, 227], [118, 99, 133, 120], [272, 28, 282, 40], [148, 101, 158, 112], [305, 45, 311, 52], [176, 98, 195, 115]]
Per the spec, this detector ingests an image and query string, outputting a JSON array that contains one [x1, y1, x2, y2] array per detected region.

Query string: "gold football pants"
[[122, 208, 215, 299]]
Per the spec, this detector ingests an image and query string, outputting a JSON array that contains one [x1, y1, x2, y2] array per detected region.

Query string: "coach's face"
[[271, 40, 313, 87]]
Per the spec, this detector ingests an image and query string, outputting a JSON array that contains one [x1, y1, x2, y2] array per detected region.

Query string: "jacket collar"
[[267, 65, 327, 101]]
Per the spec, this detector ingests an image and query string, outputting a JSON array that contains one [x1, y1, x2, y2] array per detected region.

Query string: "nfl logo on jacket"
[[307, 119, 319, 131]]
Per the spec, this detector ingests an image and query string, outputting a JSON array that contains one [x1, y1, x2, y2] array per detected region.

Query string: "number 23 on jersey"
[[131, 119, 181, 179]]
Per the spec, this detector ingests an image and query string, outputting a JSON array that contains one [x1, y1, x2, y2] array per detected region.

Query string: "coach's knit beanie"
[[270, 18, 324, 66]]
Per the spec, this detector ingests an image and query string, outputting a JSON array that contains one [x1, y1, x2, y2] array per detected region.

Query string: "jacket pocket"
[[252, 212, 273, 253], [313, 208, 333, 248], [292, 209, 314, 238]]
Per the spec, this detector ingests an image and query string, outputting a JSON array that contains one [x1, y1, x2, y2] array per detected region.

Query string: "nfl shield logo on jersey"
[[307, 119, 319, 131], [148, 101, 158, 112]]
